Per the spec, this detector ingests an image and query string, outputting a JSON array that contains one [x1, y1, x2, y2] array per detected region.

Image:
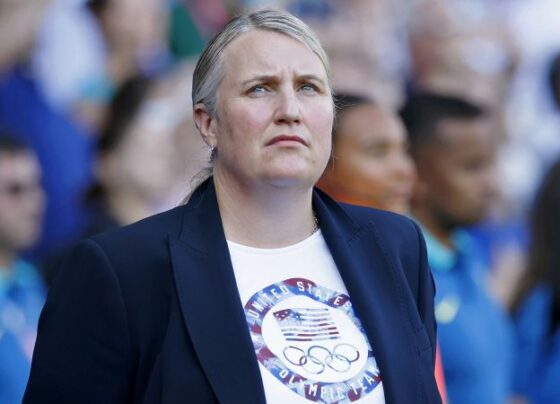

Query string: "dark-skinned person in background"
[[401, 92, 514, 404], [318, 94, 416, 214], [0, 135, 45, 404], [318, 93, 448, 401]]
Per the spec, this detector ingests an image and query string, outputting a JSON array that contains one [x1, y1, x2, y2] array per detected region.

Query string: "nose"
[[274, 87, 302, 125]]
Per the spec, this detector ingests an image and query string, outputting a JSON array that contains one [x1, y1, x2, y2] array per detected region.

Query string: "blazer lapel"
[[314, 191, 420, 403], [168, 180, 266, 404]]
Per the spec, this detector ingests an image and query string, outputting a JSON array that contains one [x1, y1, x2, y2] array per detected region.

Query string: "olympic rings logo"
[[282, 343, 360, 374]]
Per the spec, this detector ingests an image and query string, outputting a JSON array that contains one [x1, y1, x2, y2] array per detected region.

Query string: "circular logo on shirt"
[[244, 278, 382, 402]]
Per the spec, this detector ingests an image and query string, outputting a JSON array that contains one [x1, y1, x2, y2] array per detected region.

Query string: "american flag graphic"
[[273, 308, 341, 342]]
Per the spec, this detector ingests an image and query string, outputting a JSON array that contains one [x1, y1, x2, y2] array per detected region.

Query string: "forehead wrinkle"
[[223, 31, 327, 85]]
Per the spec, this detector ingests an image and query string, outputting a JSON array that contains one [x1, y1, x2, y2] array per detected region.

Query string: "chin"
[[263, 170, 319, 188], [264, 175, 316, 189], [262, 165, 322, 188]]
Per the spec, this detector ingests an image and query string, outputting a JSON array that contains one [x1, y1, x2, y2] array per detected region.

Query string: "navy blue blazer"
[[24, 179, 441, 403]]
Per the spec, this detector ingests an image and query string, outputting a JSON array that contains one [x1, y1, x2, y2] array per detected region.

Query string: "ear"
[[193, 103, 218, 149]]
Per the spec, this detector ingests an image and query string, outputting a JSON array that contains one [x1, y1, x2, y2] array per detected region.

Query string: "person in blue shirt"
[[0, 0, 93, 261], [0, 135, 46, 404], [401, 93, 514, 404], [511, 157, 560, 403]]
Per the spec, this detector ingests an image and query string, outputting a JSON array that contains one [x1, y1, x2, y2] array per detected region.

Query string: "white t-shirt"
[[228, 230, 385, 404]]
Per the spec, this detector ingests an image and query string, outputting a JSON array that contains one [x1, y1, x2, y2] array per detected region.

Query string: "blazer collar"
[[170, 178, 418, 403], [314, 191, 421, 402], [169, 178, 266, 404]]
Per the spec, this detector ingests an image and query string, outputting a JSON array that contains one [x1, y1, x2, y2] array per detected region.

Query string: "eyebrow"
[[241, 73, 327, 87]]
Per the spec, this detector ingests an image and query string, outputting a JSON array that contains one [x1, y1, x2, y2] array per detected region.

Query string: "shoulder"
[[90, 204, 186, 254], [49, 206, 188, 325], [328, 201, 430, 305], [313, 188, 424, 262], [56, 205, 187, 288], [337, 202, 423, 248]]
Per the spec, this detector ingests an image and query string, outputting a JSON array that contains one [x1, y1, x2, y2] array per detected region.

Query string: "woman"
[[24, 10, 440, 404], [511, 158, 560, 403], [318, 94, 416, 214], [86, 74, 187, 234]]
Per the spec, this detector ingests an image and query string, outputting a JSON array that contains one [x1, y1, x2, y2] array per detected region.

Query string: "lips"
[[266, 135, 307, 146]]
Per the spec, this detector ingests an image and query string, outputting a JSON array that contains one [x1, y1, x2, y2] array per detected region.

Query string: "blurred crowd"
[[1, 0, 560, 403]]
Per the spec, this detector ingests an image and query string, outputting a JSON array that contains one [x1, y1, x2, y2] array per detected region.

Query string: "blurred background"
[[1, 0, 560, 403]]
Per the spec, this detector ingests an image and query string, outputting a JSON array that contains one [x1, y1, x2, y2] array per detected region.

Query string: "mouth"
[[266, 135, 308, 147]]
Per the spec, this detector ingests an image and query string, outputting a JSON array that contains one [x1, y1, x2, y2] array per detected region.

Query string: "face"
[[0, 151, 45, 252], [414, 118, 498, 227], [101, 0, 166, 55], [198, 30, 334, 189], [99, 99, 178, 202], [0, 0, 50, 69], [320, 104, 416, 213]]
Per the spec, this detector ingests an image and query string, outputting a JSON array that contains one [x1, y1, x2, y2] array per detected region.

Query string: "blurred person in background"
[[42, 69, 205, 286], [406, 0, 532, 314], [0, 0, 93, 260], [401, 93, 514, 404], [30, 0, 107, 113], [72, 0, 172, 129], [318, 92, 448, 401], [407, 0, 517, 110], [32, 0, 232, 117], [318, 93, 415, 214], [0, 135, 45, 404], [510, 158, 560, 403], [84, 76, 178, 234], [88, 64, 207, 231]]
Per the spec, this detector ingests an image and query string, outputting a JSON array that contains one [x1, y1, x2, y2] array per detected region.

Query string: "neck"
[[213, 170, 317, 248], [411, 206, 455, 250]]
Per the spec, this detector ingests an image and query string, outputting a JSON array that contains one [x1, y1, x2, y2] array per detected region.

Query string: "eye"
[[365, 144, 389, 157], [247, 85, 270, 97], [299, 82, 320, 94]]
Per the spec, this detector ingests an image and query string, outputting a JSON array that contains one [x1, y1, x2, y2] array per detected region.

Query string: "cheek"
[[308, 104, 334, 159], [355, 167, 389, 195], [309, 103, 334, 135], [338, 155, 385, 189], [448, 168, 479, 198], [217, 104, 271, 151]]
